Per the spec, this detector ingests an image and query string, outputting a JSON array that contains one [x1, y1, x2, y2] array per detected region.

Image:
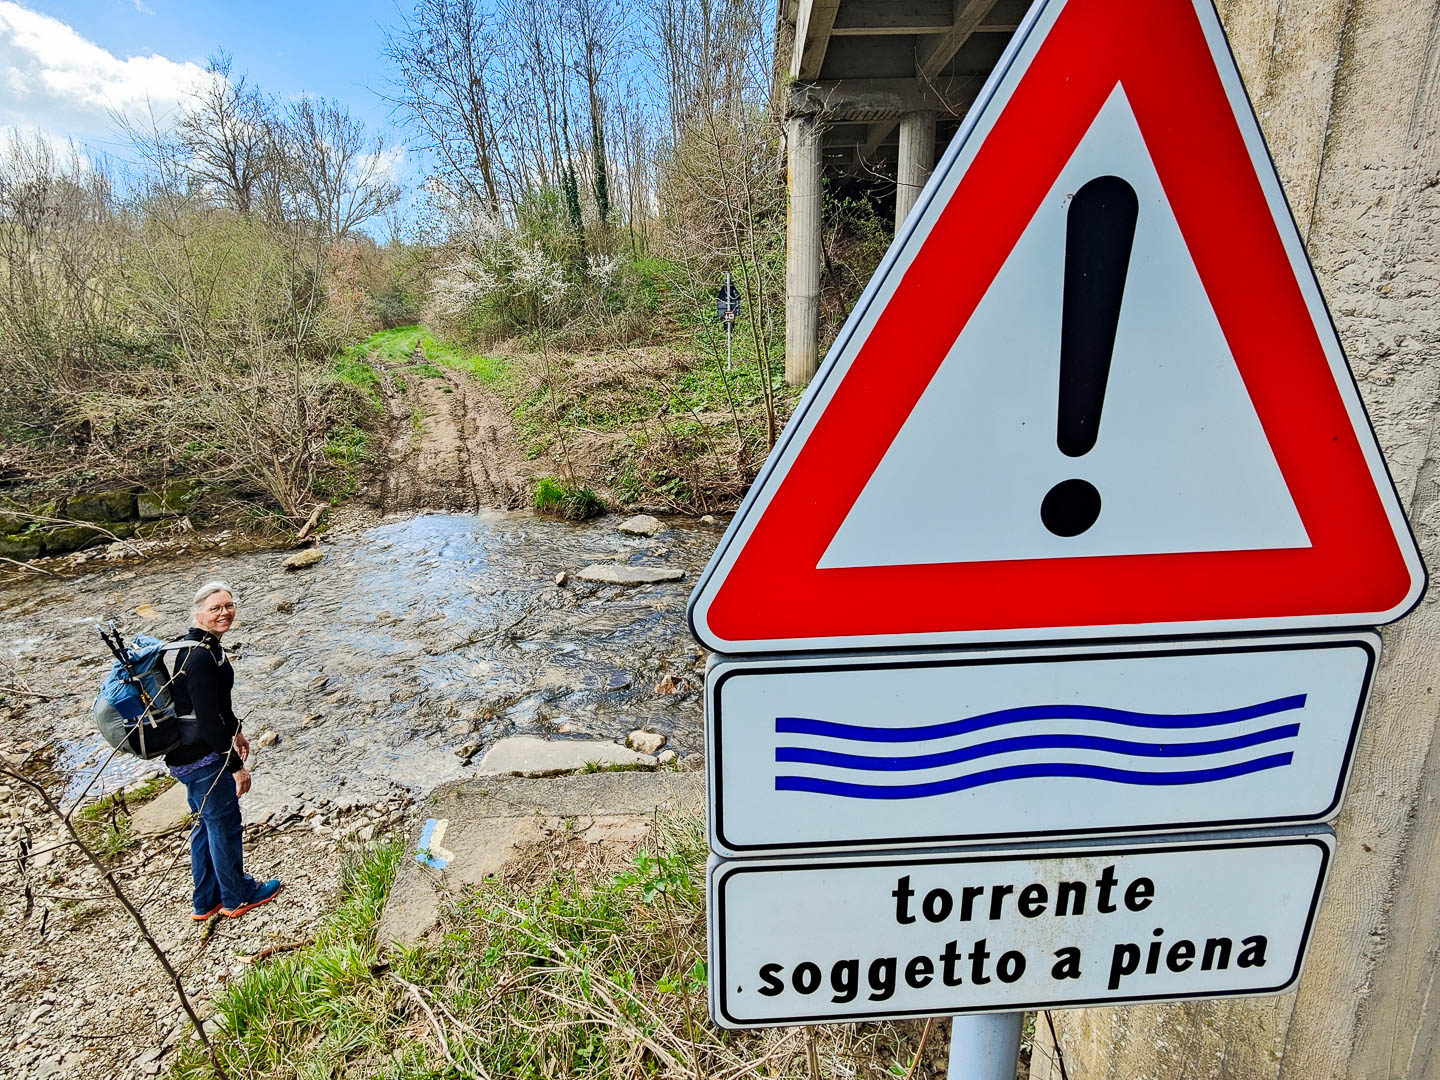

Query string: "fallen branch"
[[0, 684, 68, 700], [295, 503, 323, 542], [0, 556, 55, 576], [0, 762, 232, 1080], [389, 972, 455, 1066], [242, 938, 312, 964]]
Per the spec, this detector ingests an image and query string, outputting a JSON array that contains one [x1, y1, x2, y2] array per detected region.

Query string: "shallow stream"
[[0, 510, 720, 811]]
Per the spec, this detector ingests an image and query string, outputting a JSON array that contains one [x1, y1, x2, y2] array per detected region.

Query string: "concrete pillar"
[[895, 110, 936, 228], [785, 113, 822, 386]]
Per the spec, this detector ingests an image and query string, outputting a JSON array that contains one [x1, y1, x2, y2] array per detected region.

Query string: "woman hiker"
[[164, 581, 282, 921]]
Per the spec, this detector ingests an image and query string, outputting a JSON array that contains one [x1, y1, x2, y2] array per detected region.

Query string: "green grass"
[[350, 325, 428, 363], [343, 325, 512, 386], [78, 776, 174, 858], [437, 349, 511, 384], [323, 423, 368, 467], [330, 351, 384, 412], [167, 818, 929, 1080], [171, 842, 404, 1080], [533, 475, 606, 520]]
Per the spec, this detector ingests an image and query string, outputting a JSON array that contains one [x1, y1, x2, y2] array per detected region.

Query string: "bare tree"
[[172, 53, 279, 215], [572, 0, 625, 232], [382, 0, 504, 213], [282, 98, 403, 241], [0, 134, 126, 429]]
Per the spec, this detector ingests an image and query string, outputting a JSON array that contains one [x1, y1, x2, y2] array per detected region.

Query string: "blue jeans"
[[179, 759, 258, 912]]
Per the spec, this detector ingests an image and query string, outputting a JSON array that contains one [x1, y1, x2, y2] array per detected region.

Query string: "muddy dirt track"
[[371, 350, 530, 515]]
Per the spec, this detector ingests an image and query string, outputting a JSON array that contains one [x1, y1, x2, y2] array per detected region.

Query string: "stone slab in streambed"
[[476, 735, 655, 776], [132, 770, 287, 836], [576, 564, 684, 584], [130, 781, 191, 836], [378, 771, 705, 947]]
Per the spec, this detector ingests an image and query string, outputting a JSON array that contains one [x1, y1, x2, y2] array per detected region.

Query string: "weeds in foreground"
[[533, 475, 607, 520], [77, 775, 174, 857], [173, 817, 935, 1079]]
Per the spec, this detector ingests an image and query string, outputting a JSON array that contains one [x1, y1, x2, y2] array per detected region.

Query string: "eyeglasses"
[[205, 602, 237, 614]]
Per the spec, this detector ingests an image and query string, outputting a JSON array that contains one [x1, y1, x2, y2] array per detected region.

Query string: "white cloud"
[[0, 2, 208, 143]]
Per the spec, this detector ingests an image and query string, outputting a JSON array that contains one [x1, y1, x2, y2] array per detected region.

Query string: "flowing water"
[[0, 510, 721, 810]]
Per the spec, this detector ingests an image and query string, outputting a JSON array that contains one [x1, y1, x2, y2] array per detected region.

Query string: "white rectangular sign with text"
[[707, 634, 1377, 855], [709, 831, 1332, 1027]]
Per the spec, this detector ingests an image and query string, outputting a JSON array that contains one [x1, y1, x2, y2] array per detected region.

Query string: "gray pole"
[[948, 1014, 1023, 1079]]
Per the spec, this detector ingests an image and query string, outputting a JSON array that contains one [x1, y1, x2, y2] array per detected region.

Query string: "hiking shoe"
[[221, 879, 283, 919], [191, 902, 222, 922]]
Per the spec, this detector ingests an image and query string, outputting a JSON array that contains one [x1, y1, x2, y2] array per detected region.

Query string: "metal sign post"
[[949, 1014, 1023, 1080]]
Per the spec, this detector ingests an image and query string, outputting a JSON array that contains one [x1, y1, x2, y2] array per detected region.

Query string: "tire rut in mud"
[[368, 355, 526, 515]]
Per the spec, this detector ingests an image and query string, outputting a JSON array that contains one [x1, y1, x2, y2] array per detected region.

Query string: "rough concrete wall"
[[1031, 1, 1440, 1077]]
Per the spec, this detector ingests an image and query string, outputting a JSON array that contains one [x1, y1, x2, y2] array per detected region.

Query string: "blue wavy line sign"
[[706, 635, 1379, 856], [773, 697, 1304, 800]]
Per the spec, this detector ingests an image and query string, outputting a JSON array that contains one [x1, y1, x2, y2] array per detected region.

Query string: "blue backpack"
[[93, 628, 202, 760]]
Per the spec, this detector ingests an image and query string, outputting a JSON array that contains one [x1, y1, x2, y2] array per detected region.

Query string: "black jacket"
[[162, 628, 243, 772]]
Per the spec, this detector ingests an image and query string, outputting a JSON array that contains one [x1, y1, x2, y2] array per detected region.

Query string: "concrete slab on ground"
[[476, 735, 655, 775], [378, 771, 705, 947]]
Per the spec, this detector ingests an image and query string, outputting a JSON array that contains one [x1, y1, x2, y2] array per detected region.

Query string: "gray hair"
[[192, 581, 236, 612]]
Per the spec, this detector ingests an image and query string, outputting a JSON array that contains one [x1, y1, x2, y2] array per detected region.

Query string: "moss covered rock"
[[139, 481, 198, 519], [65, 491, 138, 523], [43, 525, 111, 555], [0, 532, 45, 560]]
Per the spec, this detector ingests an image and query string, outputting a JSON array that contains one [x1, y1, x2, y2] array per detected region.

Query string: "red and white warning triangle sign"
[[689, 0, 1425, 653]]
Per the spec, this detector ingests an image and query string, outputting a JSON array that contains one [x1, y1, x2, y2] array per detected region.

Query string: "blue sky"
[[0, 0, 405, 159]]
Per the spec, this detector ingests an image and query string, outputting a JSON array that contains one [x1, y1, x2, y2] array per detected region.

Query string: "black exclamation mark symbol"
[[1041, 175, 1139, 538]]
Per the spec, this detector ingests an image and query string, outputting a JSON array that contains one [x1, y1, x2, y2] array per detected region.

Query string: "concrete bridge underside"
[[781, 0, 1027, 383]]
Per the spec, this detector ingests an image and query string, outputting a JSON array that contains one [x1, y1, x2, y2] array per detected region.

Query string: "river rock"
[[131, 783, 191, 837], [283, 548, 325, 571], [628, 730, 666, 755], [657, 749, 677, 765], [554, 571, 569, 587], [256, 731, 278, 748], [455, 742, 481, 763], [616, 514, 664, 536], [577, 564, 684, 585], [700, 514, 717, 525]]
